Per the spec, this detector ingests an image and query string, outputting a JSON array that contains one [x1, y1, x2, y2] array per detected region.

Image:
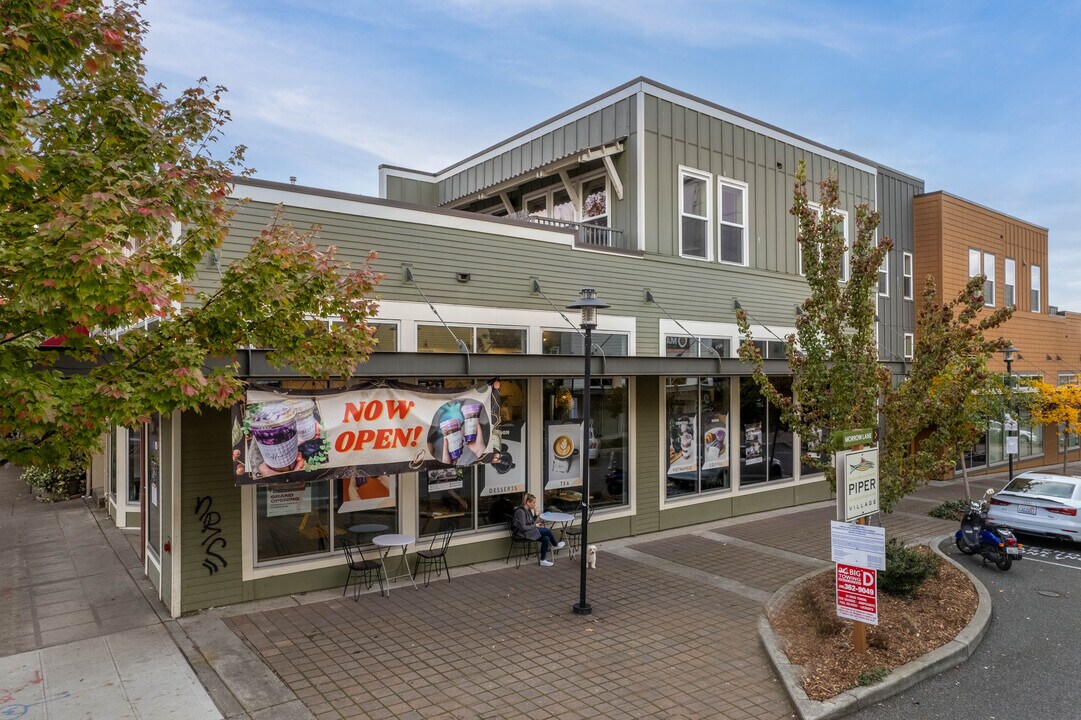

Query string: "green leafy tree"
[[1, 0, 381, 467], [1027, 378, 1081, 474], [879, 278, 1011, 507], [737, 160, 889, 483], [738, 161, 1012, 510]]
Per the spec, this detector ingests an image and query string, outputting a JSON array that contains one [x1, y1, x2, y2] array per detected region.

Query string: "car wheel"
[[995, 553, 1013, 571], [956, 536, 976, 555]]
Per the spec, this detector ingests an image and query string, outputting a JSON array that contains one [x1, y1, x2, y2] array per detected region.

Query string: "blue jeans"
[[538, 527, 558, 559]]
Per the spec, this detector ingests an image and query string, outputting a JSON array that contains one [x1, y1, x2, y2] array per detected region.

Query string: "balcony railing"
[[526, 217, 630, 251]]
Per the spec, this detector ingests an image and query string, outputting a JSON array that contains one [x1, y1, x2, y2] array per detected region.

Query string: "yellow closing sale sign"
[[842, 447, 879, 521]]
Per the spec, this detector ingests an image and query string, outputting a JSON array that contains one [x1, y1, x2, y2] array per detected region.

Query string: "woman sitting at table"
[[512, 493, 565, 567]]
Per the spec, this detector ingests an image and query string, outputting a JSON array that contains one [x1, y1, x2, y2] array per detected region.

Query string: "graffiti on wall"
[[194, 495, 228, 575]]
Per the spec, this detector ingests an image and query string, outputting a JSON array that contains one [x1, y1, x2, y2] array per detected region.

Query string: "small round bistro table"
[[372, 534, 418, 596]]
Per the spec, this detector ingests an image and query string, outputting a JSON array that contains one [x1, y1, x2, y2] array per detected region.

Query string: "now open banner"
[[231, 381, 500, 485]]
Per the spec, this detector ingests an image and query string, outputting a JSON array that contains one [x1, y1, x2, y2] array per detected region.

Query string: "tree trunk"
[[1064, 424, 1069, 475]]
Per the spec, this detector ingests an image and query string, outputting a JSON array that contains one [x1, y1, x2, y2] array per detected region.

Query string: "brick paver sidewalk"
[[225, 468, 1045, 720]]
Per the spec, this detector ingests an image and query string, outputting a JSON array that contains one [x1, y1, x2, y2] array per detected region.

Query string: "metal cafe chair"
[[413, 520, 456, 587], [505, 516, 539, 568], [342, 540, 383, 600], [564, 504, 595, 559]]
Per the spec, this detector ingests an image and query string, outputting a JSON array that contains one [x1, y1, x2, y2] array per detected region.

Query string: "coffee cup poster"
[[667, 416, 698, 477], [231, 381, 500, 485], [545, 422, 583, 489]]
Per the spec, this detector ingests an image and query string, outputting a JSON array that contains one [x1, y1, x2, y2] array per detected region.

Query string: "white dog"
[[586, 544, 598, 569]]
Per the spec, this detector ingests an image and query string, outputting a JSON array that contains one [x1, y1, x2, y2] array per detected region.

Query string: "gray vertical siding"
[[435, 97, 634, 206], [384, 175, 437, 206], [877, 167, 923, 362], [641, 93, 876, 327]]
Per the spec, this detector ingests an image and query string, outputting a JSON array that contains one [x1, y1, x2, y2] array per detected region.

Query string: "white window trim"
[[903, 332, 914, 359], [1004, 257, 1016, 308], [717, 176, 749, 267], [1031, 264, 1042, 313], [902, 252, 914, 300], [801, 203, 849, 281], [678, 166, 712, 261], [577, 170, 610, 226], [983, 252, 996, 307], [878, 244, 890, 298], [415, 323, 529, 353]]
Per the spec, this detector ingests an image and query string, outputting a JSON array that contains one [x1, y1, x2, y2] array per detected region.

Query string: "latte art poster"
[[545, 421, 583, 490]]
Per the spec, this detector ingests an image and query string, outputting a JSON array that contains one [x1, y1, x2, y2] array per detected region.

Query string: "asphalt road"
[[854, 533, 1081, 719]]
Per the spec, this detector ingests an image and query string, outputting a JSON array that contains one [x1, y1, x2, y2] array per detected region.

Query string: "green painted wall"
[[180, 408, 245, 614], [384, 175, 437, 206]]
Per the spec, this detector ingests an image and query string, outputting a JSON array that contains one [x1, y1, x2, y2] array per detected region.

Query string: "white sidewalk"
[[0, 625, 220, 719]]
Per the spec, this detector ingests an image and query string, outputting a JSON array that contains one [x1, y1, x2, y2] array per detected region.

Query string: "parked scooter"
[[955, 488, 1024, 571]]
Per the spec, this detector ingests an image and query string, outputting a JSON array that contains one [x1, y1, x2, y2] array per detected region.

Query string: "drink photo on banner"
[[231, 381, 500, 485], [545, 422, 582, 490]]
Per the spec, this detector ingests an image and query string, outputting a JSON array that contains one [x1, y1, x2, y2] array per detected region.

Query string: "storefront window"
[[739, 378, 795, 486], [418, 325, 526, 354], [256, 480, 335, 562], [335, 476, 399, 547], [1019, 411, 1042, 458], [665, 336, 731, 358], [146, 414, 161, 556], [542, 331, 628, 356], [416, 379, 527, 535], [126, 426, 141, 503], [542, 378, 629, 512], [665, 377, 731, 498], [988, 421, 1004, 465]]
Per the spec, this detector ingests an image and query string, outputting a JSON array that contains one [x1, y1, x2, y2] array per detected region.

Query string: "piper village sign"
[[832, 427, 880, 523]]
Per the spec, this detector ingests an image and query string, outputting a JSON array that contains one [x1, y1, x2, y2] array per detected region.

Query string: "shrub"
[[879, 538, 938, 598], [928, 499, 967, 521], [856, 667, 891, 686], [21, 458, 86, 500]]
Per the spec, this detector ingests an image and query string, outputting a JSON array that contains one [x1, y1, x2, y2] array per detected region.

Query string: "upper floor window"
[[718, 178, 748, 265], [902, 252, 913, 300], [800, 204, 849, 281], [679, 168, 711, 260], [1031, 264, 1042, 312], [878, 246, 889, 297], [903, 333, 914, 359], [1004, 258, 1016, 308], [968, 249, 995, 306], [580, 175, 608, 227]]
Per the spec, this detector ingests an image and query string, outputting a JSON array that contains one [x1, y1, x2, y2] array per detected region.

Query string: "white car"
[[985, 472, 1081, 543]]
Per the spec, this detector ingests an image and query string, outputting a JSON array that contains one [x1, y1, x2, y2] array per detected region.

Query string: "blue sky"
[[143, 1, 1081, 310]]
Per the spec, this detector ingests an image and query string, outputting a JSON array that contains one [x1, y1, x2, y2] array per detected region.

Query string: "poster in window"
[[427, 468, 463, 492], [667, 415, 698, 477], [337, 475, 396, 514], [266, 484, 312, 517], [701, 414, 729, 471], [744, 422, 764, 465], [545, 422, 582, 490], [481, 422, 526, 497]]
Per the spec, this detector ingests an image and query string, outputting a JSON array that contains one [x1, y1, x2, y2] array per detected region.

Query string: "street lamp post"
[[567, 288, 609, 616], [1001, 345, 1019, 484]]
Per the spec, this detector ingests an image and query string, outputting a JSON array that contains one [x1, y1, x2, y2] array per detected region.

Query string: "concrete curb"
[[758, 534, 992, 720]]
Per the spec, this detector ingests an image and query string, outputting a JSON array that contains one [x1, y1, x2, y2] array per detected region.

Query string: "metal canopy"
[[234, 350, 790, 381]]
